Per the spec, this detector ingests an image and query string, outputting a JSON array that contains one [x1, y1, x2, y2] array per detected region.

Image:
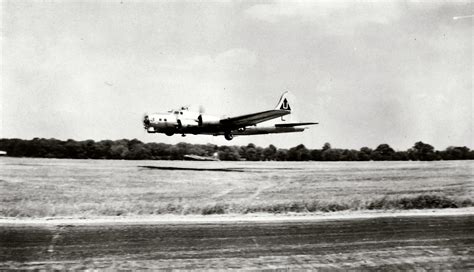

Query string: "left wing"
[[275, 122, 318, 127], [220, 109, 290, 127]]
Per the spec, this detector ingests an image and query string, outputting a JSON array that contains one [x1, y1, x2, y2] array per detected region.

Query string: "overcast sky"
[[1, 0, 472, 150]]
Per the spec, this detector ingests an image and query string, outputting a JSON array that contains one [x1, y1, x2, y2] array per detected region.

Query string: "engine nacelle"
[[200, 114, 220, 126], [177, 118, 197, 128]]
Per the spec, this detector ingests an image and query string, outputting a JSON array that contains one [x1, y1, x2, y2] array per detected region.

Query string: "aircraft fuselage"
[[143, 92, 316, 140]]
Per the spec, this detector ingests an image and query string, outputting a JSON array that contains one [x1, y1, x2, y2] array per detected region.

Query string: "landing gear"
[[182, 134, 186, 137], [224, 132, 233, 141], [165, 132, 174, 136]]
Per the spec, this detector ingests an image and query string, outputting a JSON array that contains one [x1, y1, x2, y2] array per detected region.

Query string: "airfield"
[[1, 211, 473, 270], [0, 158, 473, 269]]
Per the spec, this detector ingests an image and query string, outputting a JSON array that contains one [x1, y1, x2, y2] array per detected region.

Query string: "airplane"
[[142, 92, 318, 141]]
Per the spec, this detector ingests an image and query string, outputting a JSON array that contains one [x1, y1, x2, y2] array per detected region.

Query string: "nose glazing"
[[143, 115, 150, 128]]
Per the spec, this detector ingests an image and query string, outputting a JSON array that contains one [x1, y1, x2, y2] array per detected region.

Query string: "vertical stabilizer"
[[275, 91, 292, 111]]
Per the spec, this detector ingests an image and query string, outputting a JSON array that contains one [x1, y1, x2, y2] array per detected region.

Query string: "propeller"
[[199, 105, 205, 114], [196, 105, 205, 126]]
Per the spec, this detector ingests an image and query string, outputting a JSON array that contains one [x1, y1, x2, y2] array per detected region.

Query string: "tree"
[[409, 141, 436, 161], [0, 138, 472, 162], [169, 146, 181, 160], [358, 147, 372, 161], [322, 142, 331, 151], [288, 144, 310, 161], [95, 140, 113, 159], [341, 149, 359, 161], [127, 139, 151, 160], [393, 151, 409, 161], [109, 143, 129, 159], [241, 143, 260, 161], [262, 144, 277, 161], [441, 146, 471, 160], [218, 146, 241, 161], [310, 149, 322, 161], [372, 144, 395, 161], [245, 146, 259, 161], [275, 149, 288, 161], [322, 148, 343, 161], [65, 139, 86, 158]]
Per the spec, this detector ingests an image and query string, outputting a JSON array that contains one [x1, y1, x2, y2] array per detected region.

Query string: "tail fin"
[[275, 91, 291, 111]]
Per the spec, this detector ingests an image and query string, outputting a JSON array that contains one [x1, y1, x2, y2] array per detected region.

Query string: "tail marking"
[[280, 98, 291, 110], [275, 91, 291, 111]]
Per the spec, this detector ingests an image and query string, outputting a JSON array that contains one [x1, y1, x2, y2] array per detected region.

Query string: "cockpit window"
[[174, 111, 179, 114]]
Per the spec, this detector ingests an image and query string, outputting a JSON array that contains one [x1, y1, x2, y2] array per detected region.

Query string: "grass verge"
[[243, 195, 472, 214], [1, 194, 472, 217]]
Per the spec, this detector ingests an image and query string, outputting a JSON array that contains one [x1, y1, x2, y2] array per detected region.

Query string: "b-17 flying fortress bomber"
[[143, 92, 318, 140]]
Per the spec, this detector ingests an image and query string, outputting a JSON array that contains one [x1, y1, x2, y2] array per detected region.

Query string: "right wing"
[[220, 109, 290, 128]]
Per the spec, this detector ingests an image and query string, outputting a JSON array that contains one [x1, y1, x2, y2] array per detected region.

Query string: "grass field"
[[0, 158, 472, 217]]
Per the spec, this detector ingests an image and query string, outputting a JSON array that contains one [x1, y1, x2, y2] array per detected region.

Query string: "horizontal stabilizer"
[[274, 122, 318, 128]]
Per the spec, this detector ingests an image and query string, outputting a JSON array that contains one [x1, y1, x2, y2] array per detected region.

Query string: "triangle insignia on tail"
[[280, 98, 291, 111], [275, 92, 291, 111]]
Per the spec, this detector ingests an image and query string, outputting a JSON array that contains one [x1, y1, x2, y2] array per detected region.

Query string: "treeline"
[[0, 138, 472, 161]]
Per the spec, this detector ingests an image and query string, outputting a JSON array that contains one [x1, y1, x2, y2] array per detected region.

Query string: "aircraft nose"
[[143, 115, 150, 128]]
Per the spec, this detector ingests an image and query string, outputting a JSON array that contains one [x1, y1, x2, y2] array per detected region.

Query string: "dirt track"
[[1, 214, 473, 270]]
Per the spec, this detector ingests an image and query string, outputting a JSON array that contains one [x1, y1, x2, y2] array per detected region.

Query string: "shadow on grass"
[[139, 166, 244, 172]]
